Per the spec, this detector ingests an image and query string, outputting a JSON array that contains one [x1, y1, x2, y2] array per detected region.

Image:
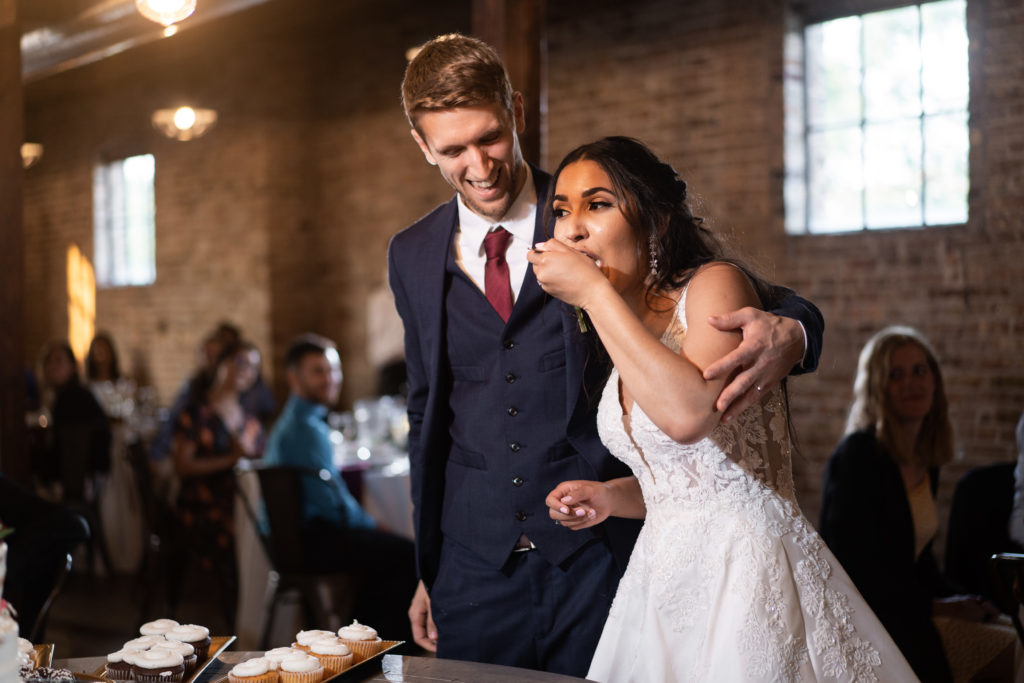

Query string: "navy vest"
[[441, 248, 595, 569]]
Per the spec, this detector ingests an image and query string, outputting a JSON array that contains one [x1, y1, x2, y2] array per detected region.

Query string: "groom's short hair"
[[401, 33, 515, 129]]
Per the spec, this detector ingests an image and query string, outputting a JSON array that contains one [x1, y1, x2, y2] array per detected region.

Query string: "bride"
[[527, 137, 916, 682]]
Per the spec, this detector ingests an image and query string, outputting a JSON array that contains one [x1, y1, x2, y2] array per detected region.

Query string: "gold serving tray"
[[93, 635, 236, 683], [212, 641, 404, 683]]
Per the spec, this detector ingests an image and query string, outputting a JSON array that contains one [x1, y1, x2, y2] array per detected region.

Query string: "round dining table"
[[54, 651, 595, 683]]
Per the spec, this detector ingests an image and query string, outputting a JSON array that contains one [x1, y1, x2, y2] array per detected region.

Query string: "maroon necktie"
[[483, 227, 514, 322]]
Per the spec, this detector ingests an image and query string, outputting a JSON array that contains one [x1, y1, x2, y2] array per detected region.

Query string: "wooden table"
[[55, 651, 594, 683]]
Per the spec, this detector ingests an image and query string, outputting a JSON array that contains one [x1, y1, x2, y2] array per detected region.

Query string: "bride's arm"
[[583, 263, 762, 443]]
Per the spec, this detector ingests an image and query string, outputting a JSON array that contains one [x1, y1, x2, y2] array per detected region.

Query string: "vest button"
[[512, 477, 524, 487], [507, 406, 518, 417], [509, 442, 521, 452], [503, 339, 515, 350], [505, 372, 516, 383], [515, 510, 527, 521]]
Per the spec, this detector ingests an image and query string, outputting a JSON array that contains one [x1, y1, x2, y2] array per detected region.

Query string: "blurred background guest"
[[262, 334, 415, 639], [820, 325, 1014, 683], [1008, 410, 1024, 548], [172, 338, 264, 629], [85, 331, 121, 385]]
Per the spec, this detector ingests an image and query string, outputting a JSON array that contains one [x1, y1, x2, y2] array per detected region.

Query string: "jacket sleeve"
[[767, 285, 824, 375]]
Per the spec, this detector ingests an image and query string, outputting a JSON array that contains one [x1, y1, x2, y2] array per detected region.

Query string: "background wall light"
[[21, 143, 44, 169], [152, 106, 217, 141], [136, 0, 197, 26]]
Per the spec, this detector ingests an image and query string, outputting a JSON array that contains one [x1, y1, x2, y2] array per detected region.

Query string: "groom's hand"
[[408, 580, 437, 652], [703, 308, 805, 422]]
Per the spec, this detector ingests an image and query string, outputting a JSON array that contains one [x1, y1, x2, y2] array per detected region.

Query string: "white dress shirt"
[[454, 165, 537, 300]]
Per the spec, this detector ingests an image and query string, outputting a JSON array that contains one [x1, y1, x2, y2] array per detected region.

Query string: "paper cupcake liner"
[[227, 670, 278, 683], [310, 653, 352, 676], [133, 668, 184, 683], [336, 639, 382, 664], [277, 669, 323, 683]]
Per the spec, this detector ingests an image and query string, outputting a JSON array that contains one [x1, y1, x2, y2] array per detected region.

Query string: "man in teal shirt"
[[263, 334, 415, 638]]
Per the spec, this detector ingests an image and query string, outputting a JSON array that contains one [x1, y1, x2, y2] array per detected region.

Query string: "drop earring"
[[648, 232, 659, 281]]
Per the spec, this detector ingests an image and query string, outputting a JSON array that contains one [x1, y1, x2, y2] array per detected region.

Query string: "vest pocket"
[[449, 444, 487, 470]]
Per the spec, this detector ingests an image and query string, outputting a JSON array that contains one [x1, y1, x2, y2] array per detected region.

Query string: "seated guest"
[[820, 325, 1014, 683], [172, 339, 264, 628], [0, 474, 89, 640], [150, 331, 223, 463], [263, 334, 415, 639]]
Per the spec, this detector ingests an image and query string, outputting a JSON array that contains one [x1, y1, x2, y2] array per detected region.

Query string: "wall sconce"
[[136, 0, 197, 27], [151, 106, 217, 141], [21, 143, 44, 169]]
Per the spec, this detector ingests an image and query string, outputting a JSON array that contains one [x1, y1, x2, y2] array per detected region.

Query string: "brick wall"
[[22, 0, 1024, 549]]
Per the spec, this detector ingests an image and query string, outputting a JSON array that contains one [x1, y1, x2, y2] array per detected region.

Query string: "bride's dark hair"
[[548, 136, 781, 311]]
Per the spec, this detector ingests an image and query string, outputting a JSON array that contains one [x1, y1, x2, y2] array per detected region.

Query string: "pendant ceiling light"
[[136, 0, 197, 26], [152, 106, 217, 141]]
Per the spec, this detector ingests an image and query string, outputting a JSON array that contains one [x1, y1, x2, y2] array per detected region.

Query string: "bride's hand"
[[527, 239, 607, 309], [546, 480, 613, 530]]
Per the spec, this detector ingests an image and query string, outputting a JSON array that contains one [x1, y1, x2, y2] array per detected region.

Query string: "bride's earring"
[[647, 233, 659, 283]]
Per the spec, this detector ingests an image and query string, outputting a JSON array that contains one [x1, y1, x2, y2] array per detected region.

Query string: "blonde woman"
[[820, 326, 1014, 683]]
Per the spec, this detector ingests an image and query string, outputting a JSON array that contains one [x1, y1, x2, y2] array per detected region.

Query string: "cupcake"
[[276, 654, 323, 683], [307, 638, 353, 676], [165, 624, 211, 661], [292, 630, 334, 653], [227, 657, 277, 683], [139, 619, 180, 637], [159, 639, 197, 678], [262, 648, 303, 671], [335, 621, 382, 663], [21, 667, 75, 683], [124, 635, 168, 651], [130, 648, 185, 683], [104, 647, 144, 681]]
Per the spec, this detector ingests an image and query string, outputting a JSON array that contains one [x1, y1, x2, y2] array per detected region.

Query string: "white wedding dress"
[[587, 294, 918, 682]]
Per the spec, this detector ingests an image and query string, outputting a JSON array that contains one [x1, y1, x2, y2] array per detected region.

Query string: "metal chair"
[[237, 466, 356, 649], [989, 552, 1024, 646]]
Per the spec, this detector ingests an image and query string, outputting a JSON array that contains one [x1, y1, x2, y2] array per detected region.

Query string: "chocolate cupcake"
[[123, 635, 168, 651], [21, 667, 75, 683], [131, 648, 185, 683], [165, 624, 211, 662], [159, 639, 197, 678], [105, 647, 143, 681]]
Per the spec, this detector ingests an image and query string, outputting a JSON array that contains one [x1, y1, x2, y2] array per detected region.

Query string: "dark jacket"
[[820, 429, 954, 683]]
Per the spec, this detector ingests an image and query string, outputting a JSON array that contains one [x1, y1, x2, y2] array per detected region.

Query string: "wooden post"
[[472, 0, 546, 167], [0, 0, 28, 483]]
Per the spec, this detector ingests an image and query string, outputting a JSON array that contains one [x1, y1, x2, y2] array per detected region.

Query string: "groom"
[[388, 33, 824, 676]]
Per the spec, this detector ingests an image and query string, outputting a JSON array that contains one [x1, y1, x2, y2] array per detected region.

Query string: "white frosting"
[[158, 641, 194, 657], [107, 648, 145, 664], [16, 640, 32, 657], [294, 630, 333, 646], [140, 619, 179, 636], [336, 621, 377, 641], [263, 648, 301, 669], [132, 648, 184, 669], [124, 635, 168, 650], [279, 654, 321, 673], [230, 658, 270, 677], [165, 625, 209, 643], [309, 638, 350, 656]]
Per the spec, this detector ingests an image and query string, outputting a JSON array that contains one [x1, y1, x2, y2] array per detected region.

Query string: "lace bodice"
[[591, 292, 892, 681]]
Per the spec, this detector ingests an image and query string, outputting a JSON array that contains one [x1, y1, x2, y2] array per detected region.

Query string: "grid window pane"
[[94, 154, 156, 288], [808, 127, 863, 232], [922, 0, 969, 114], [865, 119, 922, 229], [806, 17, 862, 129], [863, 6, 921, 121], [924, 112, 969, 225]]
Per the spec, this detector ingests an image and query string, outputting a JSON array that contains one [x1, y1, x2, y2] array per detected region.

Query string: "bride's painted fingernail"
[[559, 506, 569, 514], [575, 509, 585, 517]]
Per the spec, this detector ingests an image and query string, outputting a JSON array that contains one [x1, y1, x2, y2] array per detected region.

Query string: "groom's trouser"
[[430, 534, 619, 677]]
